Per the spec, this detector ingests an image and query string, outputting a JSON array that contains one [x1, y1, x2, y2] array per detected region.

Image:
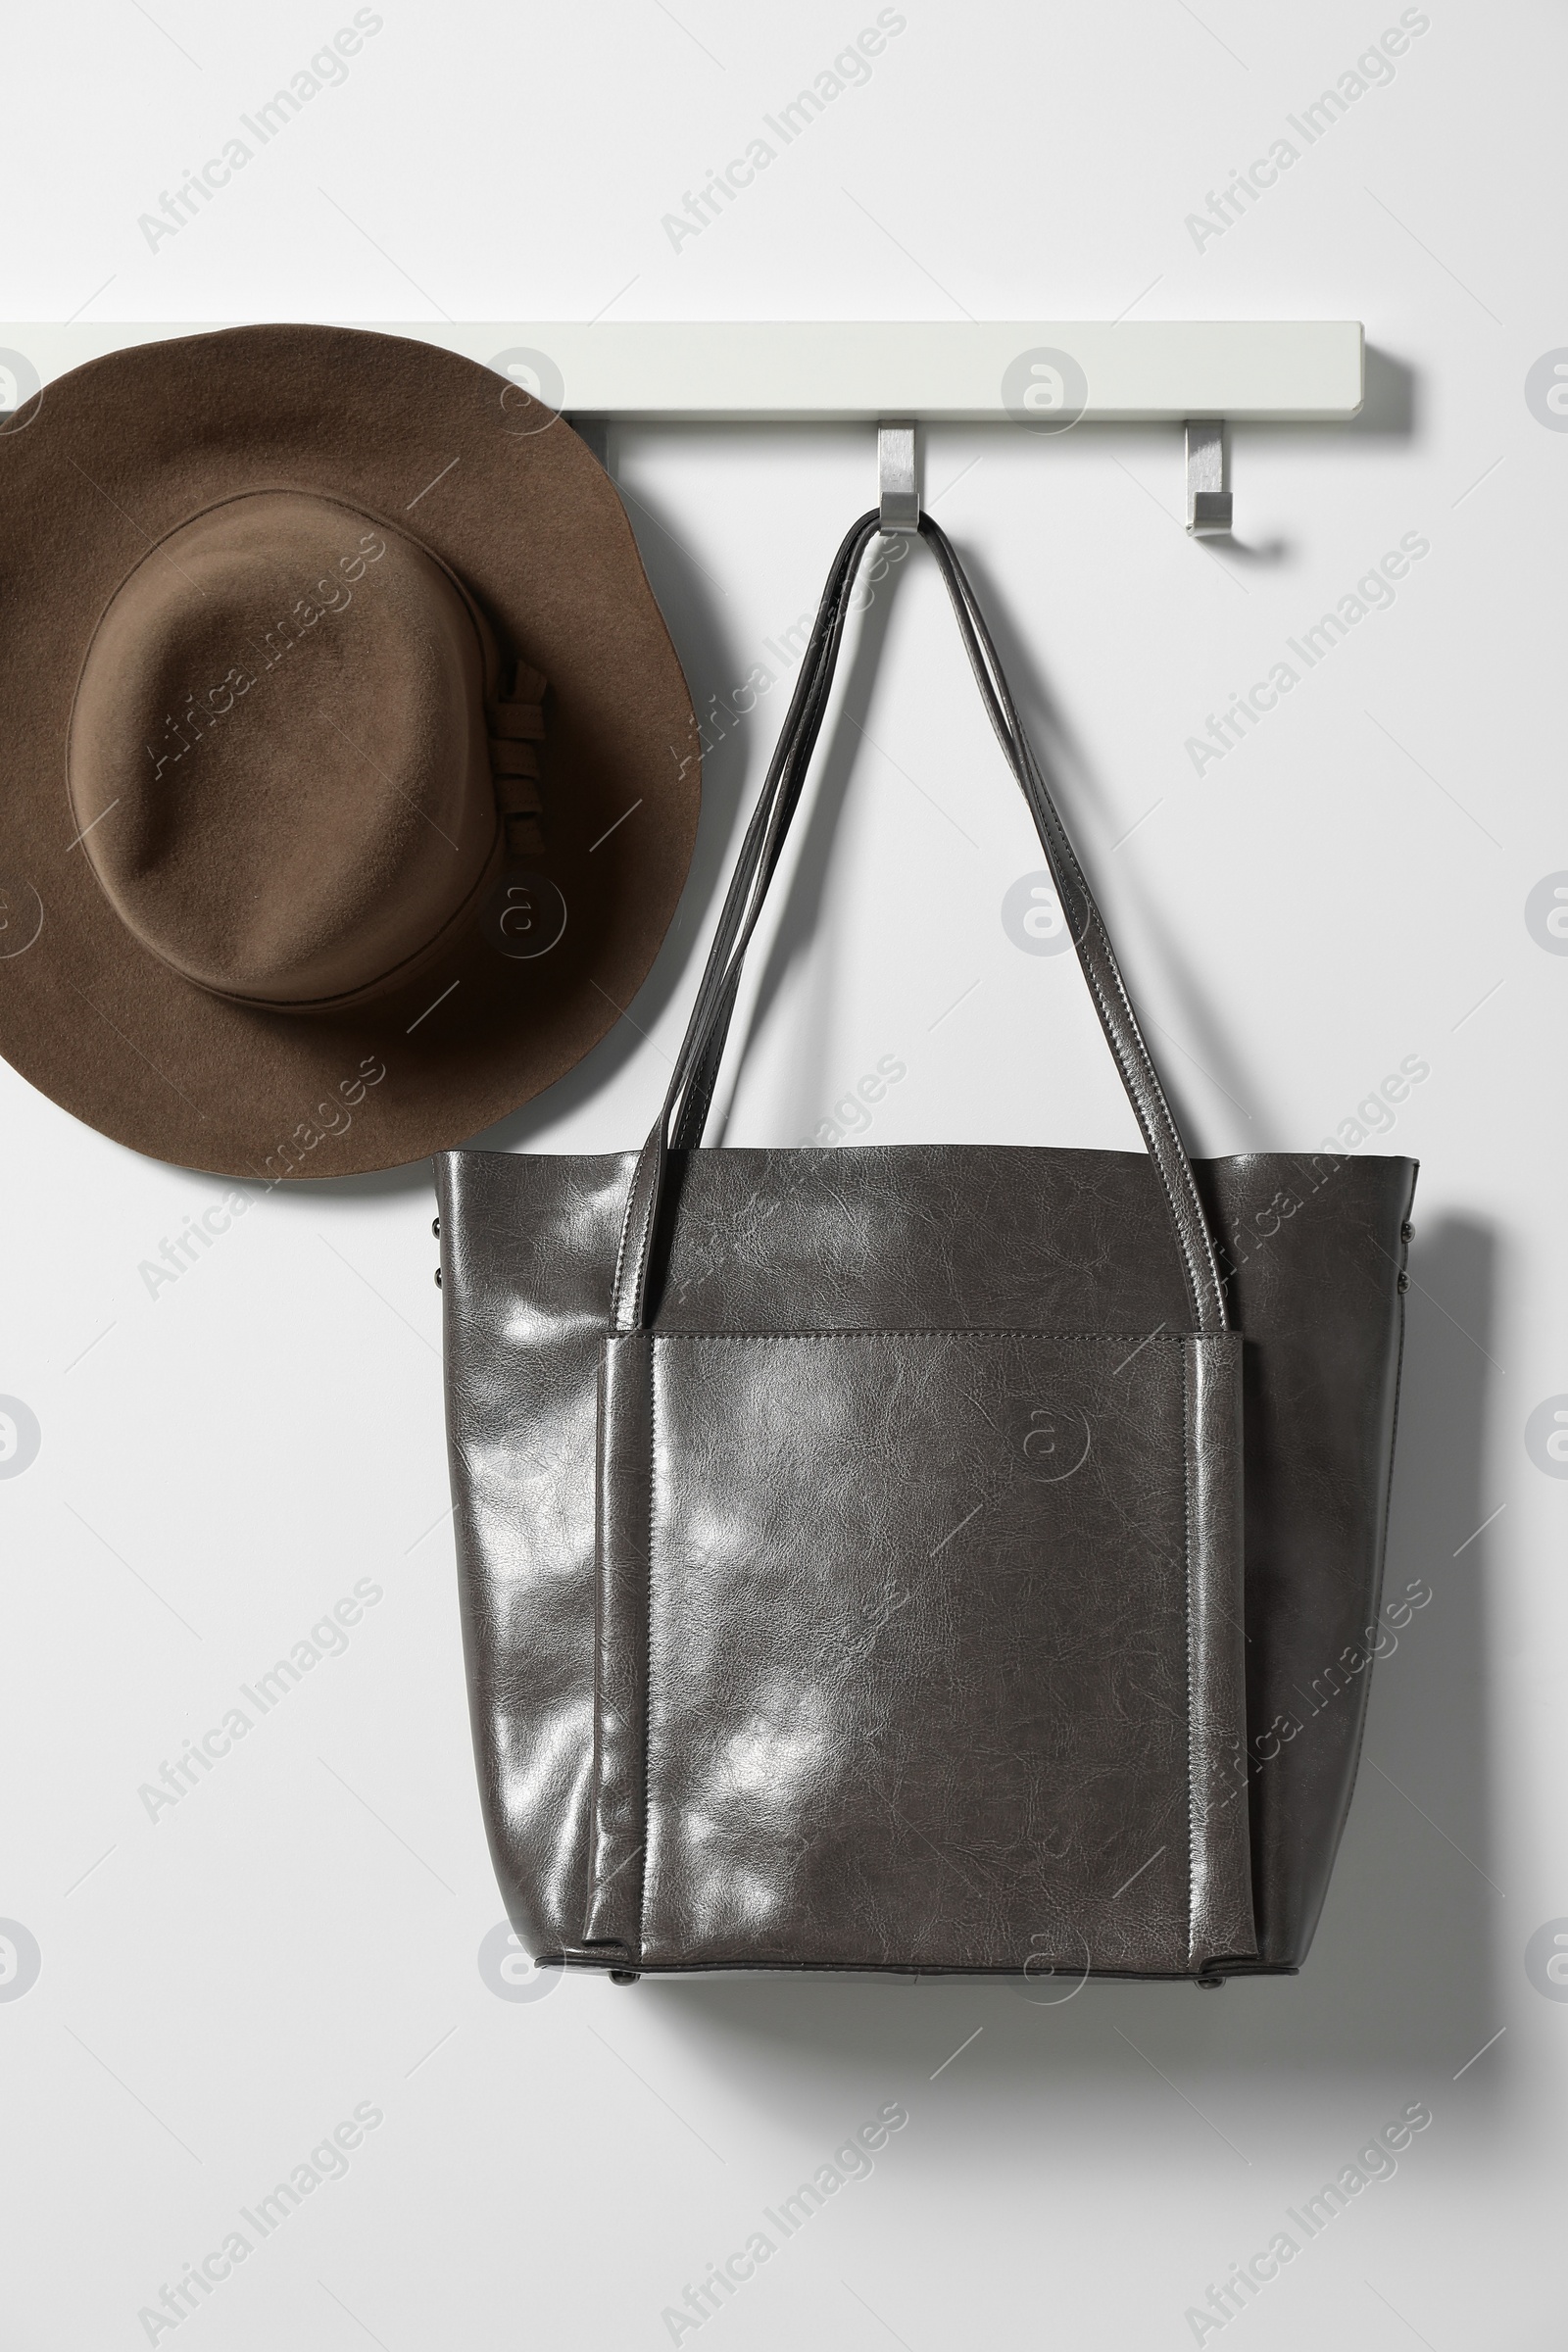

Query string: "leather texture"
[[594, 1324, 1249, 1975], [436, 1143, 1413, 1979], [435, 513, 1415, 1981]]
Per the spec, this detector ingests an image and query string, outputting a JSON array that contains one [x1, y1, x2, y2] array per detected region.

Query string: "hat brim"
[[0, 324, 700, 1178]]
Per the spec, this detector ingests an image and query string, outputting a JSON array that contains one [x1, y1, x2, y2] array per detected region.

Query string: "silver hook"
[[878, 419, 919, 533], [1185, 418, 1232, 536]]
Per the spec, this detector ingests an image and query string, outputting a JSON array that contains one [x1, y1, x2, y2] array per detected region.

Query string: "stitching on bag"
[[916, 523, 1195, 1326], [1006, 706, 1223, 1339], [636, 1334, 656, 1968], [1337, 1176, 1419, 1865], [1071, 895, 1223, 1337], [584, 1343, 610, 1941], [610, 1152, 645, 1333], [641, 1322, 1194, 1978], [646, 1331, 1187, 1346], [1009, 745, 1221, 1335], [1086, 933, 1211, 1310], [626, 1162, 662, 1331], [1183, 1341, 1197, 1970]]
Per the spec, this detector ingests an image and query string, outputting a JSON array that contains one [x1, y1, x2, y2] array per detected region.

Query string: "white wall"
[[2, 3, 1562, 2346]]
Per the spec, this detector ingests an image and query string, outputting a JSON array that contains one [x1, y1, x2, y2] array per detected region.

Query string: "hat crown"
[[68, 489, 500, 1008]]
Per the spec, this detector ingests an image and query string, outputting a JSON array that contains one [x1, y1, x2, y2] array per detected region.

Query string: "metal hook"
[[1185, 418, 1232, 537], [879, 416, 1231, 538], [878, 419, 919, 533]]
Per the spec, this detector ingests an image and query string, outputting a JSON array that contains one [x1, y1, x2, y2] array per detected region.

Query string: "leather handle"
[[611, 514, 1229, 1337], [610, 513, 879, 1336]]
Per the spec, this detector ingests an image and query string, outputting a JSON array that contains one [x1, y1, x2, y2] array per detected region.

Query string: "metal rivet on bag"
[[434, 1267, 442, 1288], [1397, 1269, 1410, 1292], [610, 1969, 640, 1985], [1400, 1222, 1414, 1244], [432, 1216, 440, 1238]]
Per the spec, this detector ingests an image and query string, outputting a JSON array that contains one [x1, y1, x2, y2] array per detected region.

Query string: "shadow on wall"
[[1284, 1212, 1500, 2068], [640, 1212, 1497, 2106], [1348, 345, 1418, 436], [277, 368, 1421, 1198], [1213, 346, 1418, 563], [948, 528, 1279, 1145], [696, 507, 1278, 1149]]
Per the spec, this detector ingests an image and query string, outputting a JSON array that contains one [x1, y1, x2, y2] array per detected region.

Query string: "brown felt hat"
[[0, 324, 700, 1178]]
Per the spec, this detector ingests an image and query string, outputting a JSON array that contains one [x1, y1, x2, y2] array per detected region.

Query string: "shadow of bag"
[[435, 512, 1416, 1986]]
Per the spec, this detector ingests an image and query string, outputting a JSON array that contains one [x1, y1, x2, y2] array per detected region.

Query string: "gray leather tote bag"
[[435, 512, 1416, 1987]]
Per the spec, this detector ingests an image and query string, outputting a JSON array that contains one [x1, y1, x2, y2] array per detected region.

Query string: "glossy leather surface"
[[615, 515, 1231, 1345], [437, 513, 1413, 1982], [600, 1325, 1249, 1975], [435, 1140, 1414, 1978]]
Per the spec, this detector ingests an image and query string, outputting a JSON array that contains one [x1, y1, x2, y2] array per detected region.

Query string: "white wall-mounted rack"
[[0, 319, 1365, 536], [0, 318, 1362, 418]]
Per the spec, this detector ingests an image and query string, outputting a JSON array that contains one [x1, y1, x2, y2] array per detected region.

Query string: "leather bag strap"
[[610, 512, 1229, 1337]]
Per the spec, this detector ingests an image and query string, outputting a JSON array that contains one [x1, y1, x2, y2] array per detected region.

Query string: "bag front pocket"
[[588, 1328, 1253, 1976]]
